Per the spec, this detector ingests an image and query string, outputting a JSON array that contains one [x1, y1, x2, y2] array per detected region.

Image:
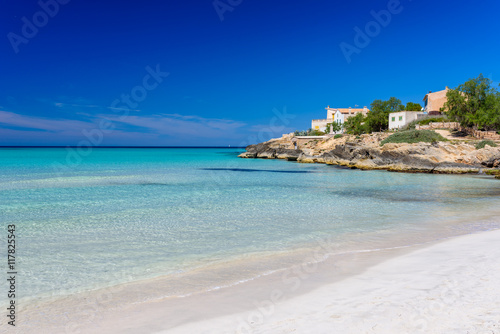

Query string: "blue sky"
[[1, 0, 499, 146]]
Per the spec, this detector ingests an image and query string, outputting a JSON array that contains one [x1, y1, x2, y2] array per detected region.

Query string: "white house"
[[388, 111, 427, 130], [312, 106, 370, 133]]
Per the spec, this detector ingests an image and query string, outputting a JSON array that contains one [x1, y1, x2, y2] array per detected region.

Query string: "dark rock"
[[481, 153, 500, 168], [239, 134, 500, 175]]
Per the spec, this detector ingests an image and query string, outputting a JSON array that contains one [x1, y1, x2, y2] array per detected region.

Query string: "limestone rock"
[[239, 133, 500, 175]]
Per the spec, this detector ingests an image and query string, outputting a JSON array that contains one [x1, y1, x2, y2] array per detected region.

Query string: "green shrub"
[[334, 134, 343, 139], [405, 116, 448, 130], [485, 169, 500, 176], [294, 129, 325, 136], [405, 120, 419, 130], [311, 130, 325, 136], [326, 122, 342, 134], [475, 140, 498, 149], [381, 130, 447, 145], [418, 117, 447, 126]]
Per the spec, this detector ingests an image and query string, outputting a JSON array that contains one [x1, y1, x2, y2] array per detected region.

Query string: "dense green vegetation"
[[294, 122, 343, 136], [344, 97, 422, 134], [297, 74, 499, 139], [443, 74, 500, 131], [294, 129, 324, 136], [343, 112, 367, 135], [475, 140, 498, 149], [365, 97, 404, 132], [380, 130, 447, 145], [343, 73, 499, 135], [325, 122, 342, 134], [417, 117, 448, 126], [405, 102, 422, 111], [404, 116, 448, 130]]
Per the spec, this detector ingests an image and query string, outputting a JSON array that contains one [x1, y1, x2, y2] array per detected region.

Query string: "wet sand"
[[9, 228, 500, 333]]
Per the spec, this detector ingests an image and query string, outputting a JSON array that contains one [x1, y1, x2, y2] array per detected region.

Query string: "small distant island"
[[240, 74, 500, 178]]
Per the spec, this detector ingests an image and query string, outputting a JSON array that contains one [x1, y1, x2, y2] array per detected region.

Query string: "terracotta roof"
[[325, 107, 369, 114]]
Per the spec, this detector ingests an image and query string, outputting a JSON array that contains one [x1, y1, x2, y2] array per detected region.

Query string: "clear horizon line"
[[0, 145, 247, 149]]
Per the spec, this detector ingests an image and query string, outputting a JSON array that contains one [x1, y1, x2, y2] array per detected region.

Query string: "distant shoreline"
[[0, 146, 247, 149]]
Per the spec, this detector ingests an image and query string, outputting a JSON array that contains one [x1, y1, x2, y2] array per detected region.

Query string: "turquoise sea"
[[1, 148, 500, 304]]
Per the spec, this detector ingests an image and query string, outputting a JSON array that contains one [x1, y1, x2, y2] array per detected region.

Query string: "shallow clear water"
[[1, 148, 500, 302]]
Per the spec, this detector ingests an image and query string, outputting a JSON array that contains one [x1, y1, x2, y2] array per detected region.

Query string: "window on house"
[[399, 116, 403, 121], [391, 117, 395, 122]]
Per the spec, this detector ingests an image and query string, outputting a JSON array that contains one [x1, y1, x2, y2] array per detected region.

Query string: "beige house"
[[423, 87, 449, 115], [311, 106, 369, 133]]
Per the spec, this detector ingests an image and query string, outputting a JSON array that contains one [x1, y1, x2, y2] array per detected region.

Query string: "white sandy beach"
[[10, 229, 500, 334], [164, 229, 500, 334]]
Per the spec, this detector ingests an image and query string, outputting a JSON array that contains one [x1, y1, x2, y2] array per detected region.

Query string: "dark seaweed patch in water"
[[327, 165, 355, 170], [216, 151, 245, 156], [201, 168, 315, 174], [106, 181, 171, 186], [331, 186, 500, 203], [330, 189, 439, 203]]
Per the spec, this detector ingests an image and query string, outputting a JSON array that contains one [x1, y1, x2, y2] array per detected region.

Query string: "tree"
[[443, 74, 500, 130], [365, 97, 404, 132], [343, 113, 366, 135], [325, 122, 342, 134], [405, 102, 422, 111], [477, 93, 500, 130]]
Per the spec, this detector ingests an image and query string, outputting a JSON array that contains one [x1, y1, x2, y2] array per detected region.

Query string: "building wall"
[[424, 88, 449, 113], [416, 122, 460, 130], [389, 111, 426, 129], [311, 119, 331, 132], [327, 109, 335, 119], [333, 111, 345, 125], [314, 106, 370, 133], [389, 112, 406, 129]]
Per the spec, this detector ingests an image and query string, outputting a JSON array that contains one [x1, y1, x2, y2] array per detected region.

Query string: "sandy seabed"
[[7, 229, 500, 334]]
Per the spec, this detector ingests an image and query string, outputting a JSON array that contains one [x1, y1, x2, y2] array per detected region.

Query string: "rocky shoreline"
[[238, 133, 500, 177]]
